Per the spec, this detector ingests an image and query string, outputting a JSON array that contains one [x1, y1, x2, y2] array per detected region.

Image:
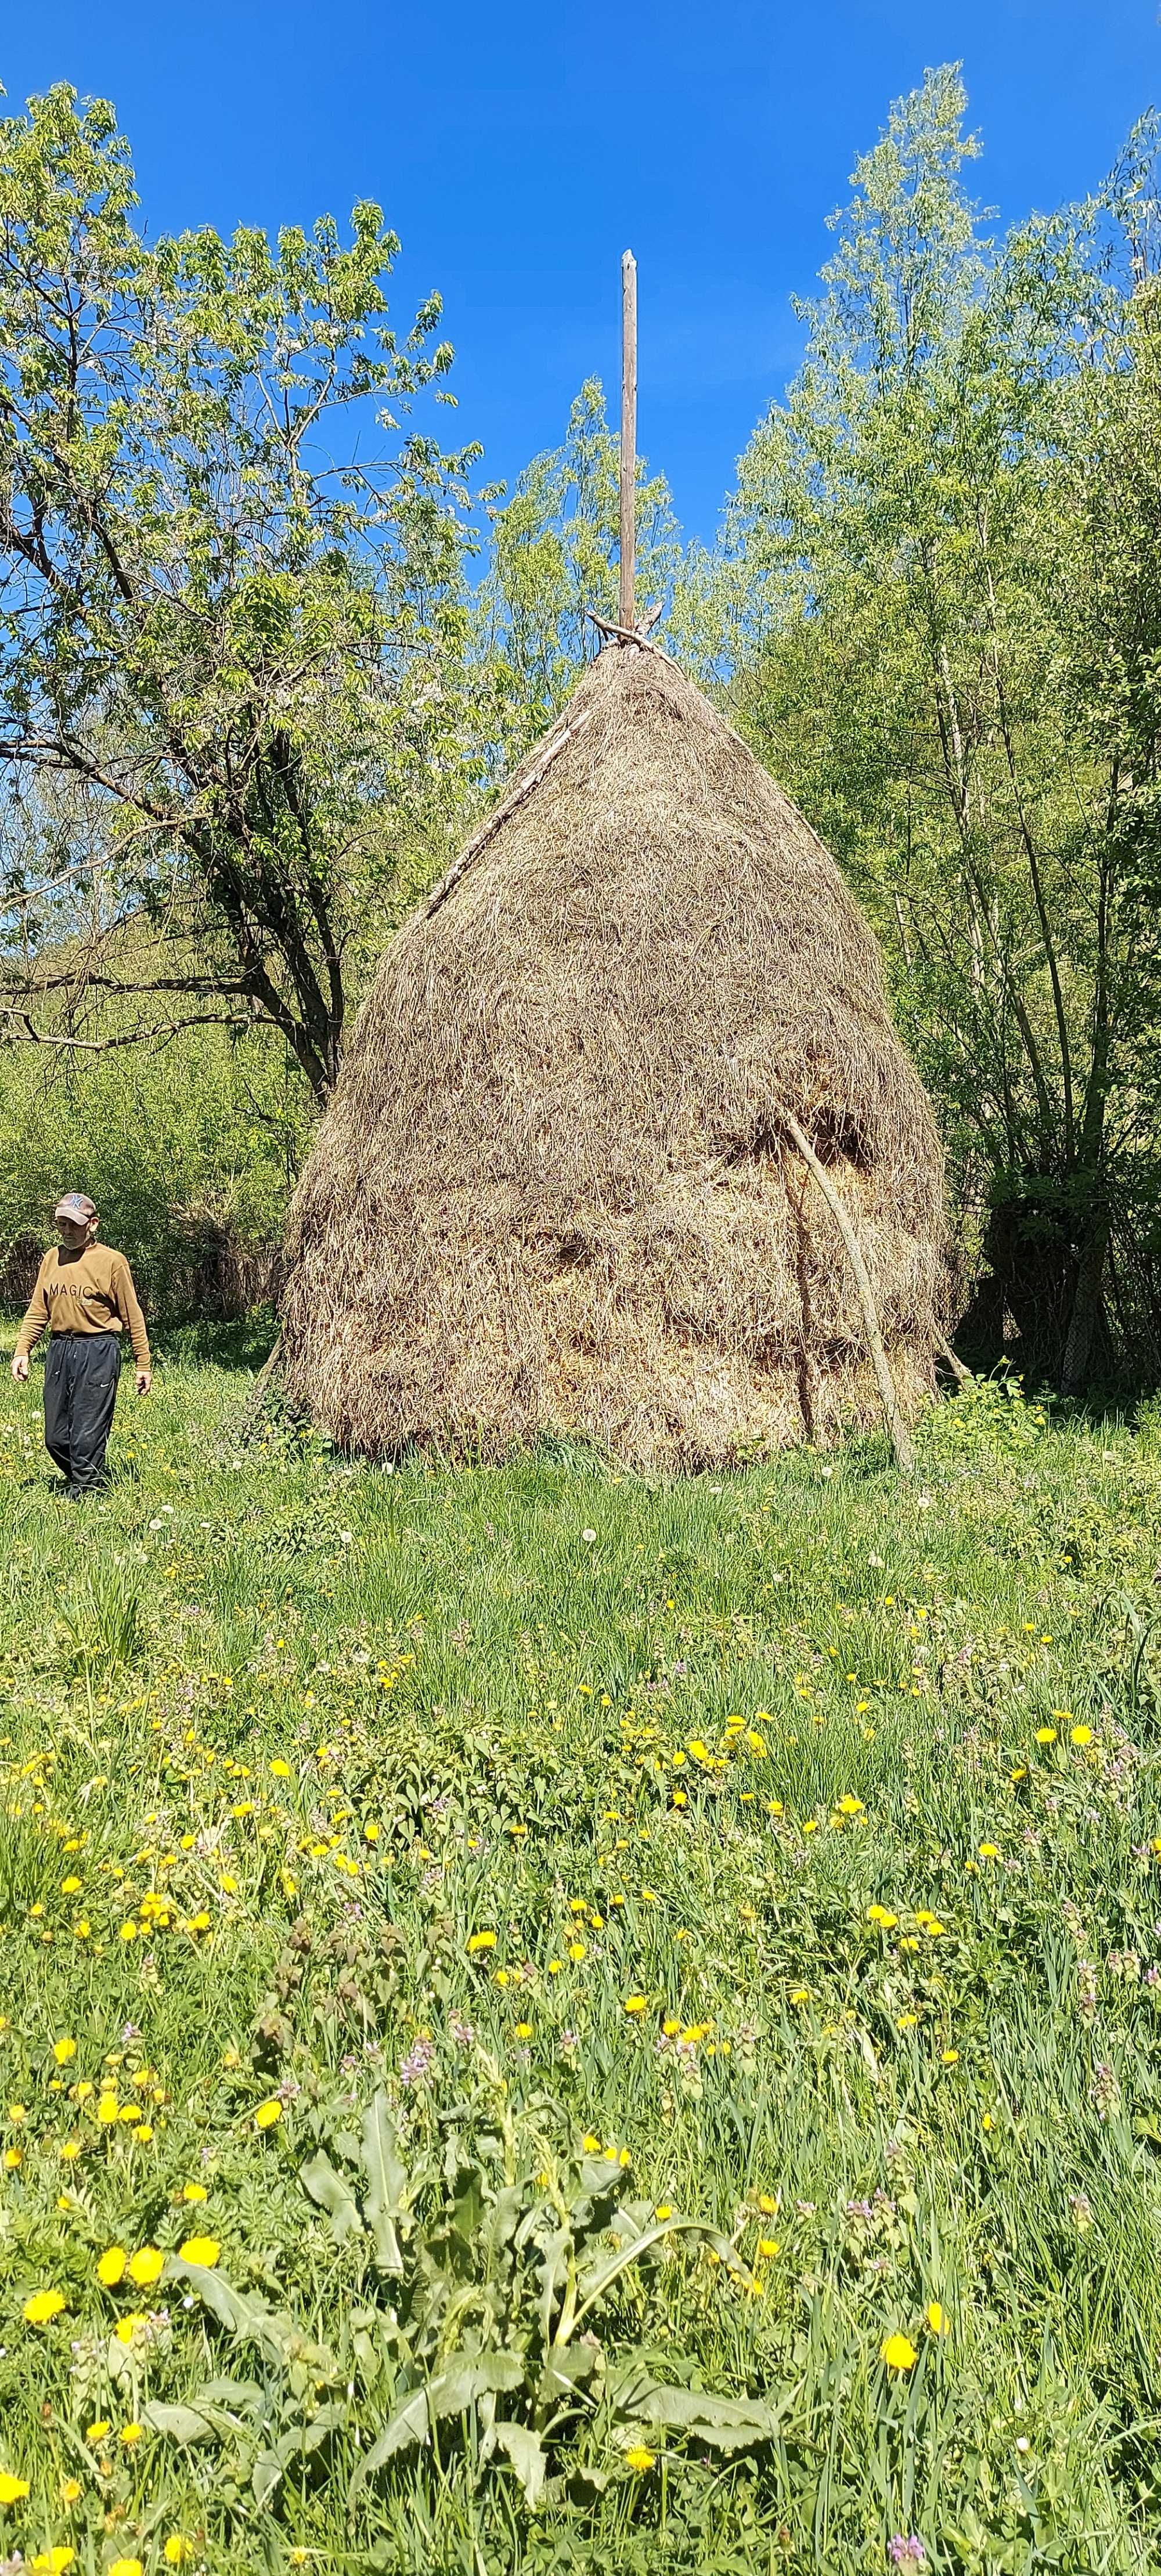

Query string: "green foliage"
[[477, 380, 683, 753], [2, 1359, 1161, 2564], [154, 2073, 776, 2524], [55, 1558, 147, 1701], [680, 66, 1161, 1390], [916, 1370, 1053, 1468], [0, 1014, 305, 1312], [0, 82, 479, 1098]]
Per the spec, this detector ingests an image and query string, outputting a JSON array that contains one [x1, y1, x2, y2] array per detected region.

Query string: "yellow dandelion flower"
[[31, 2551, 74, 2575], [127, 2246, 164, 2288], [96, 2247, 127, 2286], [568, 1940, 586, 1961], [164, 2543, 195, 2568], [1036, 1726, 1057, 1745], [110, 2559, 143, 2576], [1071, 1723, 1094, 1747], [926, 2301, 950, 2335], [757, 2236, 781, 2256], [0, 2470, 30, 2505], [181, 2181, 208, 2202], [84, 2420, 111, 2444], [115, 2315, 147, 2344], [254, 2098, 283, 2131], [23, 2288, 66, 2325], [118, 2421, 143, 2447], [624, 2444, 655, 2472], [623, 1995, 648, 2015], [880, 2332, 917, 2371], [466, 1930, 496, 1953], [52, 2038, 76, 2065]]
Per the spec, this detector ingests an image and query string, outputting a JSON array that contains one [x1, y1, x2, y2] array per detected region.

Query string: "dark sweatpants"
[[44, 1333, 121, 1495]]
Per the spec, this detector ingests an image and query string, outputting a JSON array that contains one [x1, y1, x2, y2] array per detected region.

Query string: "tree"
[[712, 65, 1161, 1388], [0, 84, 478, 1102], [477, 378, 682, 757]]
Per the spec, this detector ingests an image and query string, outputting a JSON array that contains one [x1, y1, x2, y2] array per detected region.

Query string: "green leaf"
[[140, 2401, 219, 2444], [571, 2217, 742, 2336], [274, 2404, 345, 2468], [348, 2389, 430, 2503], [427, 2353, 525, 2419], [175, 2260, 297, 2366], [611, 2367, 789, 2453], [361, 2089, 408, 2275], [491, 2420, 547, 2508], [197, 2377, 265, 2415], [536, 2343, 600, 2407], [301, 2149, 364, 2242], [348, 2354, 528, 2507], [252, 2450, 283, 2506]]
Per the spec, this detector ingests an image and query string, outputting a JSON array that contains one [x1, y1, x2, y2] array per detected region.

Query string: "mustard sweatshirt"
[[15, 1244, 150, 1368]]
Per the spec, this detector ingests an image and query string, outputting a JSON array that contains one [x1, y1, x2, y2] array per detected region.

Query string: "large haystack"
[[282, 643, 946, 1469]]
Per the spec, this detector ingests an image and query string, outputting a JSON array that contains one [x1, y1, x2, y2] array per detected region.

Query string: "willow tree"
[[714, 66, 1161, 1389]]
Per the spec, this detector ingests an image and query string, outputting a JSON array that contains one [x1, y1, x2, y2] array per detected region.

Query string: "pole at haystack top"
[[619, 250, 637, 633]]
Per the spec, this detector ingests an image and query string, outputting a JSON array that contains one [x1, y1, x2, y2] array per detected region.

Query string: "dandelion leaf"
[[491, 2420, 547, 2509], [301, 2149, 364, 2243], [361, 2089, 407, 2274]]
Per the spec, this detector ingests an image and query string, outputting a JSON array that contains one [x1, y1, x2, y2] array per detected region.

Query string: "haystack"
[[281, 642, 946, 1470]]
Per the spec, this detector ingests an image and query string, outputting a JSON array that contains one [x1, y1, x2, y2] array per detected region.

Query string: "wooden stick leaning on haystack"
[[778, 1110, 915, 1472]]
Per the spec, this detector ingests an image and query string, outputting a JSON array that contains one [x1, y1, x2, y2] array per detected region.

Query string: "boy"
[[10, 1193, 151, 1495]]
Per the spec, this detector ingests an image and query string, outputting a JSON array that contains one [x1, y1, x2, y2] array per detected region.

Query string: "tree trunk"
[[1061, 1217, 1108, 1398]]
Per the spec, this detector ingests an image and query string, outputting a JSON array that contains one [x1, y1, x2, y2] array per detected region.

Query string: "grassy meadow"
[[2, 1347, 1161, 2574]]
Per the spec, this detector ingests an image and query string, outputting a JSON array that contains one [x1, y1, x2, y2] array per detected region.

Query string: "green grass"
[[2, 1352, 1161, 2574]]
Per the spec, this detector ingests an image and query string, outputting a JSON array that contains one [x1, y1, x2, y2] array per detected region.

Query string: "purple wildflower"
[[399, 2033, 435, 2088]]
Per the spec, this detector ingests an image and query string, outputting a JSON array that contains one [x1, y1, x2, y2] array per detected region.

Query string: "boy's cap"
[[55, 1193, 97, 1224]]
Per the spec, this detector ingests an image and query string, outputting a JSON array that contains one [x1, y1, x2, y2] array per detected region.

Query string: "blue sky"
[[5, 2, 1159, 543]]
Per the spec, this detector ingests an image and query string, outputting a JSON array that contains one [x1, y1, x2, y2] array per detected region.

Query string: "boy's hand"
[[10, 1354, 28, 1383], [136, 1368, 152, 1396]]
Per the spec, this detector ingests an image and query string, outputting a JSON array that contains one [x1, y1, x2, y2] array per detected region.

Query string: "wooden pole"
[[619, 250, 637, 634], [780, 1110, 915, 1472]]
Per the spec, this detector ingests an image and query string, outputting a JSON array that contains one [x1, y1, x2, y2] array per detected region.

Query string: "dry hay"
[[282, 643, 946, 1469]]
